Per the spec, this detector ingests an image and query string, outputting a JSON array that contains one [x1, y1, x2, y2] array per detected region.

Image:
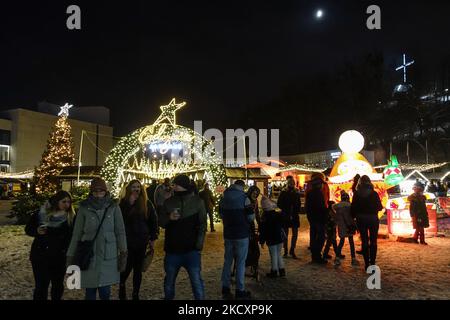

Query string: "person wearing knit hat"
[[331, 191, 358, 267], [172, 174, 191, 191], [90, 177, 107, 192], [158, 174, 207, 300], [66, 177, 127, 300], [408, 181, 429, 245], [259, 196, 286, 278]]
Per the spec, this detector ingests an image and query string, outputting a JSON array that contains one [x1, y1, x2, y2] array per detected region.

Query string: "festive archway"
[[100, 98, 227, 198]]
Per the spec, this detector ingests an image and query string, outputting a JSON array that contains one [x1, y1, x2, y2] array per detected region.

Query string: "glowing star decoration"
[[383, 155, 404, 187], [338, 130, 365, 154], [153, 98, 186, 127], [100, 98, 228, 216], [58, 103, 73, 117]]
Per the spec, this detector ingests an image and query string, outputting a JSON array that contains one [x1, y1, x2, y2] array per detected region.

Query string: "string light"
[[100, 98, 228, 203], [278, 164, 325, 173], [34, 104, 76, 193]]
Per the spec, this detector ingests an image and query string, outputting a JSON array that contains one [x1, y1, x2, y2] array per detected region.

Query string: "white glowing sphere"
[[316, 9, 323, 19], [338, 130, 365, 153]]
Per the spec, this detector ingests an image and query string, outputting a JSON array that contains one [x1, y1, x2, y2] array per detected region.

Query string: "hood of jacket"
[[356, 184, 374, 198]]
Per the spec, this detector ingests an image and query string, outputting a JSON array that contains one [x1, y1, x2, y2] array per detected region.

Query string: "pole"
[[406, 141, 410, 164], [389, 142, 392, 158], [425, 139, 429, 164], [95, 125, 99, 167], [77, 130, 84, 186], [243, 135, 248, 185]]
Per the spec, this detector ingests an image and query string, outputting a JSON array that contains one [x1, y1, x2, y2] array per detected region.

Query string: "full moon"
[[316, 9, 324, 19]]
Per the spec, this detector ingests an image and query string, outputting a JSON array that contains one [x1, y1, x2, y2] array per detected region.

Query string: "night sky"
[[1, 0, 450, 140]]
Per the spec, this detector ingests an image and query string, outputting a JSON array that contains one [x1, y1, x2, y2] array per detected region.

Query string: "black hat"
[[173, 174, 191, 190]]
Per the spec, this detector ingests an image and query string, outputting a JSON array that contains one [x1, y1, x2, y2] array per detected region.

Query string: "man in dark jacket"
[[219, 180, 254, 300], [159, 174, 207, 300], [199, 182, 216, 232], [305, 176, 329, 264], [277, 176, 302, 258]]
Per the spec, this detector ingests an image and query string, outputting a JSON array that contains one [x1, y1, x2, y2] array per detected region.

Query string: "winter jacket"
[[199, 188, 215, 213], [146, 184, 158, 207], [305, 188, 328, 224], [219, 184, 254, 240], [154, 184, 173, 207], [25, 205, 72, 263], [332, 201, 356, 238], [351, 185, 383, 219], [119, 199, 158, 250], [259, 210, 284, 246], [408, 193, 429, 229], [277, 187, 301, 228], [159, 191, 207, 254], [66, 194, 127, 289]]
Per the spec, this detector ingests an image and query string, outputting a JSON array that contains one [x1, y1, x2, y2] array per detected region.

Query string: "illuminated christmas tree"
[[34, 103, 76, 193]]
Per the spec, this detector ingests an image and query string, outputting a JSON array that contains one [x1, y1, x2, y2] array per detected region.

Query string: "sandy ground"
[[0, 201, 15, 225], [1, 215, 450, 300]]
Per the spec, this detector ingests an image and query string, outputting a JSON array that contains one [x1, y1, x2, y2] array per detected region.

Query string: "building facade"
[[0, 104, 114, 173]]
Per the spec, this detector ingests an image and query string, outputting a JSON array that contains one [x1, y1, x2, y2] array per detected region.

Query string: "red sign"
[[387, 204, 437, 236]]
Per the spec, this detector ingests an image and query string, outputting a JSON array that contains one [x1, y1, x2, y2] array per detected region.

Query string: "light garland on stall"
[[278, 164, 326, 173], [399, 162, 448, 172], [0, 170, 34, 180]]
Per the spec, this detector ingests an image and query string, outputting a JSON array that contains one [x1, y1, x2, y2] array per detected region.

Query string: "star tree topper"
[[58, 103, 73, 117], [153, 98, 186, 126]]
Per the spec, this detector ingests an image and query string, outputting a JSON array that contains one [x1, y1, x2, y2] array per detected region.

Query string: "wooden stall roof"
[[57, 166, 102, 179], [225, 168, 270, 179]]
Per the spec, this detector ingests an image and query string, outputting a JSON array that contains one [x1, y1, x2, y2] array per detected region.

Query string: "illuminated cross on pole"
[[395, 54, 414, 83]]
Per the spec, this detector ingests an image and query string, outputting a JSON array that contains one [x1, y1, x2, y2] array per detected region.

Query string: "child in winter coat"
[[408, 182, 429, 245], [259, 196, 286, 278], [331, 191, 358, 266], [323, 200, 345, 263]]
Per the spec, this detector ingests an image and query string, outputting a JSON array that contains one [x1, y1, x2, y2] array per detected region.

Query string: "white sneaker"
[[334, 257, 341, 266], [351, 258, 359, 266]]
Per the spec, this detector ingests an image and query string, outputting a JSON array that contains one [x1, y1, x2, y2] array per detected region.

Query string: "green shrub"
[[9, 186, 90, 225], [70, 185, 90, 210], [9, 192, 51, 225]]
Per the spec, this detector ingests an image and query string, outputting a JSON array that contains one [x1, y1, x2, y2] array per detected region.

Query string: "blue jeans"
[[164, 250, 205, 300], [85, 286, 111, 300], [221, 238, 249, 292]]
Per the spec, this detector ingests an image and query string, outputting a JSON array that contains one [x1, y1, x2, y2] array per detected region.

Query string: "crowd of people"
[[24, 172, 430, 300]]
